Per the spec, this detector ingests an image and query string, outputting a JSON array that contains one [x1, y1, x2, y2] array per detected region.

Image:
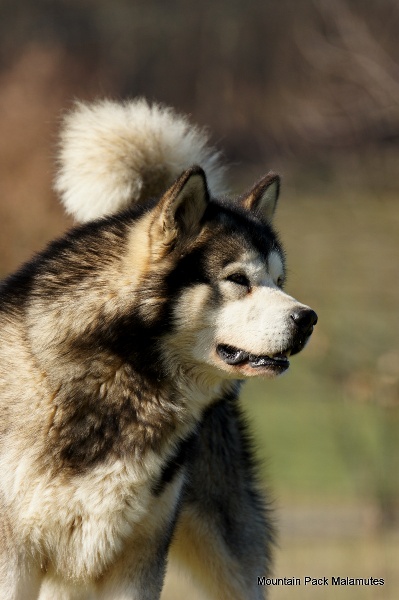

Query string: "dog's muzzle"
[[215, 306, 318, 375]]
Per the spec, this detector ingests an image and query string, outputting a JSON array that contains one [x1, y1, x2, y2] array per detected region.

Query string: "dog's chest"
[[39, 452, 187, 579]]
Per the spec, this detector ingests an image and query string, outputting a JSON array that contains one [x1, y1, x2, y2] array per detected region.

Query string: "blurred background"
[[0, 0, 398, 598]]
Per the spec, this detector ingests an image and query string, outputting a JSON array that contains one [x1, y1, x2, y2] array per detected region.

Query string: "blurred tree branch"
[[292, 0, 399, 147]]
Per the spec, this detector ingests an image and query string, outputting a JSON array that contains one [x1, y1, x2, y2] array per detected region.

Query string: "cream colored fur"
[[55, 99, 227, 223]]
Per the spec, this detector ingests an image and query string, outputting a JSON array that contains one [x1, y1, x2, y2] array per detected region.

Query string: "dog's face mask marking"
[[212, 249, 316, 378], [158, 169, 317, 380]]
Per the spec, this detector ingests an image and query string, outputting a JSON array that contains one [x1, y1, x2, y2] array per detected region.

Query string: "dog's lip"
[[216, 344, 291, 371]]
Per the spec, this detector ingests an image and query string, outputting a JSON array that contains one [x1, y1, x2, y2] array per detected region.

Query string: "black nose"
[[290, 308, 318, 334]]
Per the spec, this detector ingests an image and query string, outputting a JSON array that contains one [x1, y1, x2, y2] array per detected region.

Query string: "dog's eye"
[[225, 273, 251, 290]]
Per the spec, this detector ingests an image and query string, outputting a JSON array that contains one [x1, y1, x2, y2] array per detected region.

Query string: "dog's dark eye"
[[225, 273, 251, 290]]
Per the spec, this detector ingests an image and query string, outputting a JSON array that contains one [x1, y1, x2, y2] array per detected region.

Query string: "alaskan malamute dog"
[[0, 100, 317, 599]]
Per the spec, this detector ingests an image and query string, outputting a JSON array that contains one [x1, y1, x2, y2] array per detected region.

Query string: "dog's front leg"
[[0, 537, 42, 600], [168, 396, 273, 600], [38, 549, 167, 600], [96, 559, 165, 600]]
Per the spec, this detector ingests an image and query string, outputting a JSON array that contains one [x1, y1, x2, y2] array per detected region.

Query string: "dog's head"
[[138, 167, 317, 381]]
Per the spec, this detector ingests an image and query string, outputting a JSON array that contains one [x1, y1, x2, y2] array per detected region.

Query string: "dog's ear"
[[156, 166, 209, 248], [240, 173, 280, 222]]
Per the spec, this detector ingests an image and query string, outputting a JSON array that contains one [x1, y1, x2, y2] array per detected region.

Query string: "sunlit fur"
[[55, 99, 226, 223]]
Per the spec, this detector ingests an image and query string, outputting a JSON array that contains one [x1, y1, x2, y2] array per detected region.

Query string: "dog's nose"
[[290, 308, 318, 334]]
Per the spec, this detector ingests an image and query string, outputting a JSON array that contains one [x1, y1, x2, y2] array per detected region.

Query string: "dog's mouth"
[[216, 344, 290, 374]]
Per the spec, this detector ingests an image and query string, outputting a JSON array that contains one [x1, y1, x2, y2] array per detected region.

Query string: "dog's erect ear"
[[157, 166, 209, 248], [240, 173, 280, 222]]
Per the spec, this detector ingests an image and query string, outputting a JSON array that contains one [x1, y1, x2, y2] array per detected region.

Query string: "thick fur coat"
[[0, 99, 317, 600]]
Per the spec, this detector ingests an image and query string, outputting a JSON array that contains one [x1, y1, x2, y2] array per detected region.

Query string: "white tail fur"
[[55, 99, 227, 223]]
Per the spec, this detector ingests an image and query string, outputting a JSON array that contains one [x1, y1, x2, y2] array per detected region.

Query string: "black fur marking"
[[0, 202, 152, 305], [56, 394, 122, 470], [93, 311, 170, 379], [152, 431, 198, 497], [165, 246, 210, 295], [183, 388, 274, 559], [0, 261, 36, 312], [206, 199, 283, 258], [45, 361, 182, 474]]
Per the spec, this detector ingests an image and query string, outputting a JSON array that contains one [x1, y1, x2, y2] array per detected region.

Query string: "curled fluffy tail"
[[55, 99, 227, 223]]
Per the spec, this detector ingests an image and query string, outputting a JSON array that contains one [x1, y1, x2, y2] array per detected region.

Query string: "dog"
[[0, 99, 317, 599]]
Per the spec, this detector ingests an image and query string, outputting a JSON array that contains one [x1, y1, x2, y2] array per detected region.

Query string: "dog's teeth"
[[249, 356, 269, 367]]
